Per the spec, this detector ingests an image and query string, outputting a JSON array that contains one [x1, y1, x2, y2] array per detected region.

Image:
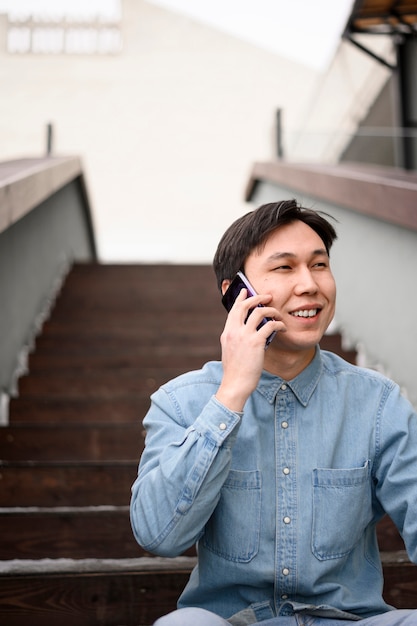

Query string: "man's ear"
[[221, 279, 231, 296]]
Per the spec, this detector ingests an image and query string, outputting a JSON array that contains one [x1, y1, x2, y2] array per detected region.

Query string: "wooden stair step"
[[40, 312, 224, 333], [54, 263, 219, 295], [0, 506, 196, 561], [51, 282, 221, 298], [56, 264, 217, 289], [319, 334, 357, 365], [381, 552, 417, 609], [0, 424, 144, 462], [8, 396, 151, 425], [0, 462, 137, 507], [49, 296, 222, 313], [35, 331, 222, 349], [0, 554, 196, 577], [16, 368, 183, 398], [0, 553, 415, 626], [43, 263, 224, 318], [377, 515, 406, 552], [0, 506, 142, 560], [0, 556, 196, 626], [28, 346, 220, 371], [52, 286, 221, 314], [34, 326, 222, 345]]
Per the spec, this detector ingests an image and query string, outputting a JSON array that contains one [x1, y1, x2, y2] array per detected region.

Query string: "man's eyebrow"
[[266, 252, 296, 261], [265, 248, 328, 262]]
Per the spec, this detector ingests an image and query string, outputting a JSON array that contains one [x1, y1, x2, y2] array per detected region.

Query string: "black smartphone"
[[221, 271, 276, 348]]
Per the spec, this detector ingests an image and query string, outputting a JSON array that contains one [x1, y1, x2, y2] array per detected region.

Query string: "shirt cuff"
[[193, 395, 243, 448]]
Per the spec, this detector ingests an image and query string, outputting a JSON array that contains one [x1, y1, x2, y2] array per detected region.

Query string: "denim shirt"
[[130, 348, 417, 623]]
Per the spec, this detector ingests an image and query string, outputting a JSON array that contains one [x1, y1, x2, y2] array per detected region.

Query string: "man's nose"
[[294, 267, 319, 294]]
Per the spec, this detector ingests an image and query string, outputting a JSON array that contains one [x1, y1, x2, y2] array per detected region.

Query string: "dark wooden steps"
[[0, 263, 415, 625], [0, 506, 138, 560], [0, 507, 196, 561], [0, 554, 415, 626], [0, 557, 196, 626], [0, 461, 137, 507], [40, 316, 224, 339], [0, 263, 224, 625], [16, 368, 187, 398], [8, 396, 150, 425], [28, 348, 221, 371], [377, 516, 406, 552], [319, 332, 357, 364], [0, 423, 144, 462], [32, 334, 221, 356]]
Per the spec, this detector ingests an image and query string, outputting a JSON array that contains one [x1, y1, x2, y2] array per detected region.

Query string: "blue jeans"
[[154, 608, 417, 626]]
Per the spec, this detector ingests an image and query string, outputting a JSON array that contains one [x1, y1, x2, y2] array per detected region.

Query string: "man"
[[130, 200, 417, 625]]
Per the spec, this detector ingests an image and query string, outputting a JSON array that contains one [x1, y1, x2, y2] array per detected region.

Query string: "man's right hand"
[[215, 288, 285, 412]]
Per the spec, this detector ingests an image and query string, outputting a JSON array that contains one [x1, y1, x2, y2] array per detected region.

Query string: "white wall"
[[0, 0, 319, 262]]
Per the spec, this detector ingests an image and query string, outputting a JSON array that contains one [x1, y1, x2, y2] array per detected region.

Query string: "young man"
[[130, 200, 417, 626]]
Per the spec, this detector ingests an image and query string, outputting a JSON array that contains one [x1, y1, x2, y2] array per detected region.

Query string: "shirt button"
[[219, 423, 227, 431], [283, 516, 291, 524], [281, 421, 288, 429], [281, 594, 288, 600], [282, 568, 290, 576], [283, 467, 290, 475], [281, 383, 287, 390]]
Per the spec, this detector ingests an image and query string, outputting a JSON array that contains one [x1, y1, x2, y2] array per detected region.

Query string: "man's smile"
[[289, 307, 321, 318]]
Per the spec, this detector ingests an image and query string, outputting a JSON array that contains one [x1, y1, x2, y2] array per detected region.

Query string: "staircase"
[[0, 263, 415, 625]]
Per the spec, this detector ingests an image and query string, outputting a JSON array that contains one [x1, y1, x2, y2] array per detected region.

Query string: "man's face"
[[243, 220, 336, 357]]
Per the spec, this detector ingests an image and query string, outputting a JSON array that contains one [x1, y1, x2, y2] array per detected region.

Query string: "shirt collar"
[[256, 346, 322, 407]]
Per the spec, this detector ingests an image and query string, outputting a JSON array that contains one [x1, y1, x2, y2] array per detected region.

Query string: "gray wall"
[[251, 181, 417, 409], [0, 178, 96, 407]]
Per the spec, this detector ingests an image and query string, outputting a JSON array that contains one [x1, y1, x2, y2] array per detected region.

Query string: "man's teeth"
[[291, 309, 318, 318]]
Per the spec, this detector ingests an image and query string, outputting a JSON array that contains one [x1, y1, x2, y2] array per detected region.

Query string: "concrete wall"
[[250, 180, 417, 409], [0, 165, 96, 419], [0, 0, 319, 263]]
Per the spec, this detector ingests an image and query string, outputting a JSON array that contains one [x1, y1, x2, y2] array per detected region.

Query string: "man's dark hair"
[[213, 199, 337, 290]]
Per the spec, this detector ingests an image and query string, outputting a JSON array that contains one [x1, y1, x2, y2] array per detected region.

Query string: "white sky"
[[0, 0, 355, 71], [147, 0, 355, 71]]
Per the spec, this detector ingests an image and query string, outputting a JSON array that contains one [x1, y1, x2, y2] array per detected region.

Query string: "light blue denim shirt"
[[130, 348, 417, 623]]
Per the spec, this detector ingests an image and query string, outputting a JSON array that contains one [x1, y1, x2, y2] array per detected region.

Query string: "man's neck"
[[263, 346, 316, 381]]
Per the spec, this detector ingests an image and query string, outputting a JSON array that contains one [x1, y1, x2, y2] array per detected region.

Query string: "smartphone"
[[221, 271, 277, 348]]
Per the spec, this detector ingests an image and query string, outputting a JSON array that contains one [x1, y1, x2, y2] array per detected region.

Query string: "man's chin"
[[268, 336, 319, 355]]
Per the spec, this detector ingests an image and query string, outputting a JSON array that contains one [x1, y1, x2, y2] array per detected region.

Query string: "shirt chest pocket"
[[312, 461, 372, 560], [202, 469, 261, 563]]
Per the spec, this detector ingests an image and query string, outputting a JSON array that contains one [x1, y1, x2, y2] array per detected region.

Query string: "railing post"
[[276, 108, 284, 159], [46, 122, 53, 155]]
